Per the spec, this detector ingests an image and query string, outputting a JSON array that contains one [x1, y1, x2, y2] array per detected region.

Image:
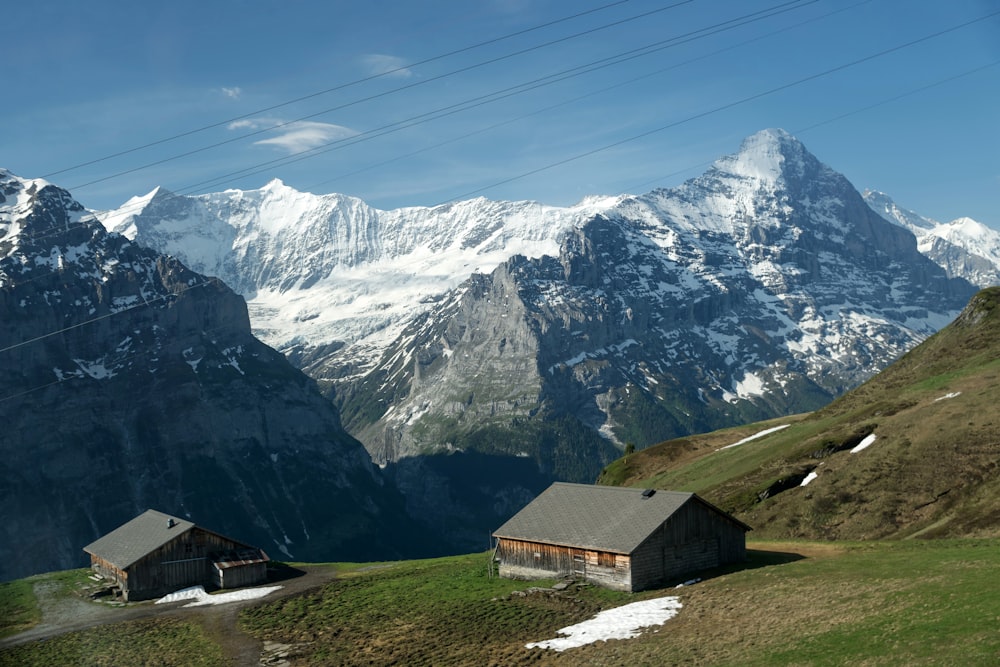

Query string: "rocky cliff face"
[[0, 170, 432, 581]]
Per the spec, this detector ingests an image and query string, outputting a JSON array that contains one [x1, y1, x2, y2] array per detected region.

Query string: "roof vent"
[[167, 518, 176, 528], [641, 489, 656, 499]]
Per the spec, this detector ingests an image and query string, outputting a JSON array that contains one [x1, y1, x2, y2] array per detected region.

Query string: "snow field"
[[718, 424, 790, 450], [850, 434, 877, 454], [526, 596, 683, 651], [155, 584, 282, 607], [800, 471, 819, 486]]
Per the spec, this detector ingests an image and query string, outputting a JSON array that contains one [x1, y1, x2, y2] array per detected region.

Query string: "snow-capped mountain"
[[864, 189, 1000, 288], [0, 169, 436, 580], [95, 130, 983, 555], [99, 129, 985, 457], [347, 129, 976, 464], [103, 181, 617, 381]]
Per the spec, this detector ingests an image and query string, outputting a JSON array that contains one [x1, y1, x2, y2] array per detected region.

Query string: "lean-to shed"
[[83, 509, 269, 601], [493, 482, 750, 591]]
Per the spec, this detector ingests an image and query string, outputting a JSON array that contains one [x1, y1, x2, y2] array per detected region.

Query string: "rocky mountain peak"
[[718, 127, 814, 184]]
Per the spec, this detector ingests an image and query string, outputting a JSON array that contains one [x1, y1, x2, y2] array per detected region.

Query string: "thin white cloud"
[[221, 86, 243, 99], [252, 120, 358, 153], [227, 119, 258, 130], [361, 54, 413, 78]]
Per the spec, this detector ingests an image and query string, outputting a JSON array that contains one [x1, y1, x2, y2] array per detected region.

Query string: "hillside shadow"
[[665, 547, 806, 589], [745, 547, 807, 568], [265, 562, 307, 584]]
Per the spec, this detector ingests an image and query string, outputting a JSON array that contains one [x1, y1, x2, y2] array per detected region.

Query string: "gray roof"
[[83, 509, 195, 569], [493, 482, 748, 554]]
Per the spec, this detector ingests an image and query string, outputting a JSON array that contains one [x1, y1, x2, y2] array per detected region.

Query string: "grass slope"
[[1, 619, 224, 667], [600, 287, 1000, 541], [7, 542, 1000, 665], [0, 580, 39, 639]]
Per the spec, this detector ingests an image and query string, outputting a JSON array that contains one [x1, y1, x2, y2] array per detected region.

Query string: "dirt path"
[[0, 565, 337, 666]]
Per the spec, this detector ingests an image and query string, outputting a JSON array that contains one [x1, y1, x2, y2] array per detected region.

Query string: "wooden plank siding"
[[496, 538, 634, 591], [90, 527, 266, 601], [214, 561, 268, 589], [496, 496, 747, 592], [630, 497, 748, 591]]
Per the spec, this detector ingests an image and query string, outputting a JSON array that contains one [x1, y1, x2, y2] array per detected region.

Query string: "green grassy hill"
[[600, 286, 1000, 541], [5, 542, 1000, 666]]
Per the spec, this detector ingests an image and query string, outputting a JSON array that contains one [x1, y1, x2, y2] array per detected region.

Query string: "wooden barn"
[[492, 482, 750, 592], [83, 509, 269, 602]]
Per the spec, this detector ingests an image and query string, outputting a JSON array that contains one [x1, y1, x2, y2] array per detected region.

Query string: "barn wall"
[[630, 499, 747, 591], [495, 538, 632, 591], [90, 555, 126, 590], [214, 562, 268, 589], [123, 528, 258, 601]]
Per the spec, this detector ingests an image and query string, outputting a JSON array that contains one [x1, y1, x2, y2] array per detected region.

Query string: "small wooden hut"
[[493, 482, 750, 591], [83, 509, 269, 601]]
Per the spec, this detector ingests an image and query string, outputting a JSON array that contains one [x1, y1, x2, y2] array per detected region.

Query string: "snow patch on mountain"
[[101, 184, 622, 373], [925, 217, 1000, 264]]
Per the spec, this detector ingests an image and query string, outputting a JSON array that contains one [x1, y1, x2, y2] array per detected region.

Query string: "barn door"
[[571, 549, 586, 578]]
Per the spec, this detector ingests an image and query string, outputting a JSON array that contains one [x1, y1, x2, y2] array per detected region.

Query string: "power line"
[[0, 0, 824, 271], [173, 0, 818, 195], [5, 51, 997, 403], [7, 2, 982, 255], [63, 1, 697, 192], [41, 0, 634, 180], [306, 0, 873, 194], [442, 8, 1000, 203], [180, 0, 821, 196], [619, 58, 1000, 195]]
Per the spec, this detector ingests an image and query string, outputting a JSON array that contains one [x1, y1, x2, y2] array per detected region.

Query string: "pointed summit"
[[261, 177, 288, 191], [713, 128, 816, 184]]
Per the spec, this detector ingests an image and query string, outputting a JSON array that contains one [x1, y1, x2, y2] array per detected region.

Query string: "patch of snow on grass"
[[934, 392, 961, 402], [718, 424, 790, 451], [156, 585, 282, 607], [526, 596, 682, 652], [850, 433, 877, 454], [800, 471, 818, 486]]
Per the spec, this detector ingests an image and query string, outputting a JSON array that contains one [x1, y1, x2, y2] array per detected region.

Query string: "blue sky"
[[3, 0, 998, 228]]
